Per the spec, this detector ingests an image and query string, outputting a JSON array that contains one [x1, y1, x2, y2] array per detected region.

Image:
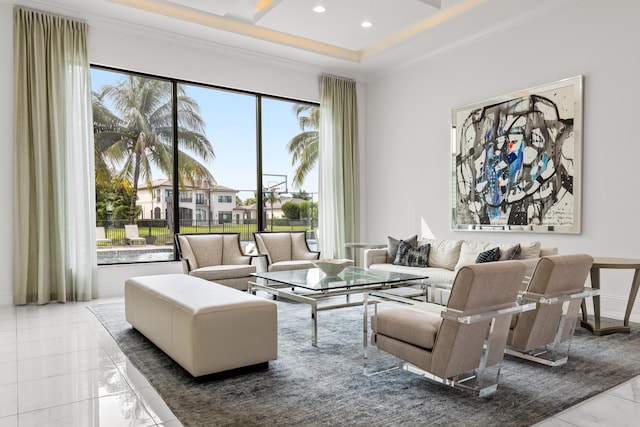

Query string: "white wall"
[[363, 0, 640, 320]]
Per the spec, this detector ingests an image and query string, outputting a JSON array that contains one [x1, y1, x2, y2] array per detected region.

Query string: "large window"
[[92, 66, 318, 264]]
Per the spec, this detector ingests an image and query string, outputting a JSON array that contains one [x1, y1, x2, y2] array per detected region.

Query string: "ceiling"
[[7, 0, 569, 77], [108, 0, 475, 61]]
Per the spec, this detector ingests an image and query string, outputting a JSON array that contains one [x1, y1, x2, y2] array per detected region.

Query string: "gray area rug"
[[89, 299, 640, 426]]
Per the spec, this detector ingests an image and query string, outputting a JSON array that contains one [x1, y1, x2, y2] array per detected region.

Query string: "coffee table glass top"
[[251, 267, 427, 291]]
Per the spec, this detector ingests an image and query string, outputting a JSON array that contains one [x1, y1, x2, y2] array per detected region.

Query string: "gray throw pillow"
[[387, 234, 418, 263], [393, 241, 430, 267], [499, 244, 522, 261]]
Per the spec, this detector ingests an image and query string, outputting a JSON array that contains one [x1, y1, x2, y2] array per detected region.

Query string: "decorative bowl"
[[313, 258, 354, 276]]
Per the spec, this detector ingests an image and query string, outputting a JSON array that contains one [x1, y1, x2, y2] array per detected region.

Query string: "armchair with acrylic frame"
[[366, 260, 534, 396], [505, 254, 598, 366]]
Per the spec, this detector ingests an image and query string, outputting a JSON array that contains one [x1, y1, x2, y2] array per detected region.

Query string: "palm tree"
[[93, 76, 215, 223], [286, 104, 319, 187]]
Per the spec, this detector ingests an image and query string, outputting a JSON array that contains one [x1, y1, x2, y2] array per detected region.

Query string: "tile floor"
[[0, 298, 638, 426], [0, 298, 181, 426]]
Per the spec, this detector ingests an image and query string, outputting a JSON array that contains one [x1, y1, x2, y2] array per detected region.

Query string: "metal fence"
[[96, 219, 317, 246]]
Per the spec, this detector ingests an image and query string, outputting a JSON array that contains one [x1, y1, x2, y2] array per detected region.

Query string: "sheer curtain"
[[13, 8, 97, 304], [318, 75, 360, 258]]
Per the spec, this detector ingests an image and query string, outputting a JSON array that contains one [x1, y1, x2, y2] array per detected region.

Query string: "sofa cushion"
[[475, 247, 501, 263], [369, 264, 455, 287], [393, 241, 430, 267], [420, 238, 462, 270], [387, 235, 418, 263], [520, 241, 542, 259]]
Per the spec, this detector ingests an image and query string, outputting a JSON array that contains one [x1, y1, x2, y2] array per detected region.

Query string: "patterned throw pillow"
[[393, 240, 431, 267], [475, 247, 501, 263], [386, 235, 418, 263]]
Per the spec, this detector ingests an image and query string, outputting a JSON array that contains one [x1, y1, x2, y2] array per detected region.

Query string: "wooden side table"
[[581, 257, 640, 335], [344, 242, 386, 266]]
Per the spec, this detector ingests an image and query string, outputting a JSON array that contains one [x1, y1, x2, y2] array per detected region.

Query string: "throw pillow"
[[475, 247, 501, 263], [392, 240, 413, 265], [454, 240, 494, 270], [393, 241, 430, 267], [520, 241, 542, 259], [386, 234, 418, 263], [422, 238, 463, 270], [499, 244, 522, 261]]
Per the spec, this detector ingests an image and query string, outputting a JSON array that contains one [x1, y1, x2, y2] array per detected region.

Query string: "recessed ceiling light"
[[313, 5, 326, 13], [361, 20, 373, 28]]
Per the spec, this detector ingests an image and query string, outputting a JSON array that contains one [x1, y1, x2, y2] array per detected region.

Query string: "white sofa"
[[365, 237, 558, 305]]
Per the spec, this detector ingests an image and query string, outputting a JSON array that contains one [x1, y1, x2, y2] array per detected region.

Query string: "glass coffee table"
[[249, 267, 428, 346]]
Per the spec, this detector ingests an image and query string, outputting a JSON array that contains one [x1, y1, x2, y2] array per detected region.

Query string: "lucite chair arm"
[[519, 287, 601, 305], [441, 301, 536, 325]]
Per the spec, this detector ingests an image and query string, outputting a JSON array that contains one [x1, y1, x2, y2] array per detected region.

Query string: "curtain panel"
[[318, 75, 360, 258], [13, 8, 97, 304]]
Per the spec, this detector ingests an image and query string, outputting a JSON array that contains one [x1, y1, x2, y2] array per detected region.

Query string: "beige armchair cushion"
[[180, 234, 223, 268], [269, 260, 317, 272], [256, 233, 290, 264], [189, 265, 256, 281], [291, 232, 319, 260], [220, 234, 251, 265], [254, 232, 319, 266], [373, 304, 442, 350]]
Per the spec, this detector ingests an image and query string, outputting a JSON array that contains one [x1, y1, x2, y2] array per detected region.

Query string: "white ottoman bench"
[[125, 274, 277, 377]]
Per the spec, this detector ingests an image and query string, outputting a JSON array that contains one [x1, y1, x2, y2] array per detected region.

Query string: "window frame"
[[91, 64, 319, 265]]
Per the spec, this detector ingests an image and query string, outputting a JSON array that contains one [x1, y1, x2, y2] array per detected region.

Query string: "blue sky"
[[91, 68, 318, 202]]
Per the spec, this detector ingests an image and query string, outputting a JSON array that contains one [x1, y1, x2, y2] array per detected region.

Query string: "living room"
[[1, 0, 639, 425]]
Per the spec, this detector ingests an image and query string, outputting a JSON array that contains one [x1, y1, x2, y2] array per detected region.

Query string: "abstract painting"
[[451, 76, 583, 233]]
